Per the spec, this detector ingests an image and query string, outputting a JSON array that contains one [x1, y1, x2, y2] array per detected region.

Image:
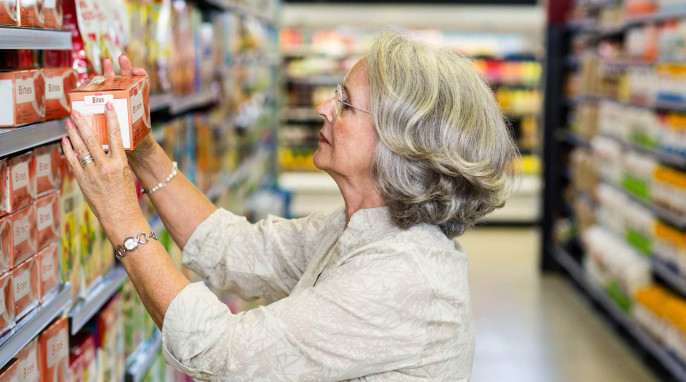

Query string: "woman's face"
[[313, 59, 378, 180]]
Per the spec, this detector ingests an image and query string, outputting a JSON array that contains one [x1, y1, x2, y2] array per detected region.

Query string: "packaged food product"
[[36, 192, 59, 250], [79, 203, 100, 294], [59, 156, 80, 302], [39, 316, 68, 382], [10, 204, 36, 268], [13, 254, 38, 320], [34, 143, 62, 196], [0, 216, 11, 274], [0, 0, 17, 26], [0, 272, 15, 336], [70, 334, 95, 382], [96, 294, 124, 382], [18, 0, 42, 27], [69, 75, 151, 151], [0, 69, 45, 127], [0, 159, 7, 217], [67, 353, 82, 382], [44, 68, 78, 121], [38, 242, 60, 303], [7, 151, 36, 213], [0, 359, 19, 381], [17, 337, 40, 382], [43, 0, 61, 29], [73, 0, 101, 76]]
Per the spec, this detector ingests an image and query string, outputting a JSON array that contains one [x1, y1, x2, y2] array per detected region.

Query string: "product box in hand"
[[13, 254, 38, 320], [0, 271, 14, 336], [97, 294, 125, 382], [18, 337, 40, 382], [38, 241, 59, 302], [0, 359, 18, 380], [36, 192, 59, 250], [0, 0, 17, 26], [0, 69, 45, 127], [0, 216, 11, 273], [7, 151, 36, 213], [39, 316, 69, 382], [59, 156, 80, 302], [10, 204, 36, 268], [69, 75, 151, 150], [43, 0, 62, 29], [35, 143, 62, 196], [18, 0, 42, 27], [44, 68, 78, 121]]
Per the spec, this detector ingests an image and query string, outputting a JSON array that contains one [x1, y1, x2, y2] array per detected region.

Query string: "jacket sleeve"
[[181, 208, 337, 301], [161, 251, 431, 381]]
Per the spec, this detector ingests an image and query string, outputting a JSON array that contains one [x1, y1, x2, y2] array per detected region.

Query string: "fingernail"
[[66, 120, 73, 129], [62, 136, 67, 144], [121, 53, 126, 57], [72, 110, 79, 119], [106, 102, 114, 111]]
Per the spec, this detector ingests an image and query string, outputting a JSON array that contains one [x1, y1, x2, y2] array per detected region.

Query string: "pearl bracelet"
[[142, 161, 178, 194]]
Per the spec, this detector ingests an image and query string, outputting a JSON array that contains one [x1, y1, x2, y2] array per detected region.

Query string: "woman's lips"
[[320, 133, 331, 145]]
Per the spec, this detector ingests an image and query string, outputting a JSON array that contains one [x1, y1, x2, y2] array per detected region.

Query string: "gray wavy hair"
[[367, 32, 520, 238]]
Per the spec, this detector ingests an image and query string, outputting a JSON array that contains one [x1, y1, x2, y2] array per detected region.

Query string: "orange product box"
[[36, 192, 59, 250], [10, 204, 36, 268], [69, 75, 151, 151], [18, 338, 40, 382], [18, 0, 42, 27], [59, 156, 80, 303], [0, 0, 17, 26], [7, 151, 36, 213], [13, 254, 38, 320], [35, 143, 61, 195], [0, 272, 15, 337], [0, 69, 45, 127], [44, 68, 77, 120], [0, 359, 18, 380], [97, 295, 124, 382], [0, 159, 7, 217], [0, 216, 11, 274], [39, 317, 68, 382], [42, 0, 61, 29], [38, 242, 59, 303]]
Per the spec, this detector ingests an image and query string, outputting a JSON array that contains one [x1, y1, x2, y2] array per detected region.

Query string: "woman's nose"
[[316, 97, 336, 124]]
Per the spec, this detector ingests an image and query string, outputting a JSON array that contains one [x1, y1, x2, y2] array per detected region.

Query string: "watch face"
[[124, 237, 138, 251]]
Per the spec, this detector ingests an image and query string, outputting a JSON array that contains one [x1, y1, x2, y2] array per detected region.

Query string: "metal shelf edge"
[[601, 181, 686, 229], [0, 27, 72, 50], [0, 119, 67, 157], [652, 258, 686, 298], [126, 334, 163, 382], [69, 266, 129, 335]]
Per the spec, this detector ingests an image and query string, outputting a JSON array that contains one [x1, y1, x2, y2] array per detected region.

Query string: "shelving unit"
[[0, 119, 68, 157], [126, 334, 162, 382], [0, 26, 71, 49], [69, 266, 129, 335]]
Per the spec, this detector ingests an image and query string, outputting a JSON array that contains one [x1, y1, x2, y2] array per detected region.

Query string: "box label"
[[37, 204, 54, 231], [45, 0, 57, 8], [12, 161, 29, 191], [41, 251, 55, 282], [130, 88, 144, 123], [19, 346, 38, 382], [47, 328, 68, 367], [0, 287, 5, 317], [14, 214, 30, 246], [15, 77, 36, 105], [36, 154, 52, 179], [14, 269, 30, 301], [85, 94, 114, 106], [45, 76, 64, 101]]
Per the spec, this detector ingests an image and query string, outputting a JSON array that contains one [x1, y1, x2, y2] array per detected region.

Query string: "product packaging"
[[18, 0, 42, 27], [38, 242, 60, 302], [36, 192, 59, 250], [0, 69, 45, 127], [7, 151, 36, 213], [10, 204, 36, 268], [0, 0, 17, 25], [97, 294, 124, 382], [0, 159, 7, 217], [0, 272, 15, 336], [17, 337, 40, 382], [70, 334, 96, 382], [67, 354, 82, 382], [44, 68, 78, 121], [43, 0, 62, 29], [35, 143, 62, 196], [13, 254, 38, 320], [0, 359, 18, 380], [39, 316, 69, 382], [0, 216, 11, 274], [79, 203, 100, 294], [59, 156, 80, 302], [69, 75, 151, 151]]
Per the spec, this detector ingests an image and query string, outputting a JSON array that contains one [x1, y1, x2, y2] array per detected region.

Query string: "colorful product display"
[[7, 151, 36, 214], [10, 204, 37, 268], [39, 317, 69, 382], [0, 271, 14, 336], [0, 69, 45, 127], [38, 242, 60, 303], [13, 254, 38, 321]]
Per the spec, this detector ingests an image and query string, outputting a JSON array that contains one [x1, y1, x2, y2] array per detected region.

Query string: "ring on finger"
[[80, 155, 95, 168]]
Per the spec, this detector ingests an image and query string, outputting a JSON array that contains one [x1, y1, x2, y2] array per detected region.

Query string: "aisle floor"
[[460, 227, 658, 382]]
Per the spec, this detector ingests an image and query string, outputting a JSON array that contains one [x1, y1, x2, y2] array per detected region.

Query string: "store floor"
[[461, 227, 658, 382]]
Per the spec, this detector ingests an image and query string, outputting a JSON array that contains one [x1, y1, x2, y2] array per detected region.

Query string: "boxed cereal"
[[0, 272, 14, 336], [10, 204, 36, 268], [34, 143, 62, 196], [17, 337, 40, 382], [0, 216, 11, 274], [36, 192, 59, 250], [0, 1, 17, 25], [7, 151, 36, 213], [44, 68, 77, 121], [43, 0, 61, 29], [69, 75, 151, 150], [13, 254, 38, 320], [38, 241, 60, 303], [18, 0, 42, 27], [0, 69, 45, 127], [39, 316, 69, 382], [0, 359, 18, 380]]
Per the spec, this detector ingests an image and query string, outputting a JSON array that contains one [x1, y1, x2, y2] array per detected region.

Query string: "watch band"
[[115, 231, 158, 260]]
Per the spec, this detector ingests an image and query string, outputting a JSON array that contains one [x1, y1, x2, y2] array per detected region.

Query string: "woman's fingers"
[[65, 120, 91, 159], [104, 102, 125, 160], [70, 110, 108, 164], [132, 68, 149, 76], [61, 136, 83, 178], [103, 57, 115, 76], [119, 54, 132, 76]]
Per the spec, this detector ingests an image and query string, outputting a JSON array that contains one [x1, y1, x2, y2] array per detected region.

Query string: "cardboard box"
[[59, 156, 80, 303], [67, 354, 82, 382], [0, 359, 18, 381], [0, 216, 11, 274], [7, 151, 36, 213], [10, 204, 36, 268], [18, 0, 42, 27], [0, 159, 7, 217], [44, 68, 77, 121], [70, 335, 95, 382], [0, 69, 45, 127], [97, 294, 124, 382], [36, 192, 59, 250], [35, 143, 62, 196], [0, 1, 18, 26], [42, 0, 61, 29], [17, 337, 40, 382], [13, 254, 38, 320], [79, 203, 100, 295], [39, 317, 68, 382], [38, 242, 59, 303], [69, 75, 151, 150], [0, 272, 15, 337]]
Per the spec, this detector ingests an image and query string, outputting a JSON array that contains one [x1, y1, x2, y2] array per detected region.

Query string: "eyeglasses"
[[335, 83, 371, 115]]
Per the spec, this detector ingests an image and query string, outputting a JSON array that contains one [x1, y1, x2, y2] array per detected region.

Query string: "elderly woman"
[[62, 32, 517, 381]]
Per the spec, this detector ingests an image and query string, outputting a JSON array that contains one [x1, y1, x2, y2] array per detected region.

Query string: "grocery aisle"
[[463, 227, 657, 382]]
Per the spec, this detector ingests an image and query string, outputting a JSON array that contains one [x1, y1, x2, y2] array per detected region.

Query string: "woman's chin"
[[312, 150, 329, 171]]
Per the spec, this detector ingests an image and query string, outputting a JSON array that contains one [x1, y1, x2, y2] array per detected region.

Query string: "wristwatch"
[[115, 231, 157, 260]]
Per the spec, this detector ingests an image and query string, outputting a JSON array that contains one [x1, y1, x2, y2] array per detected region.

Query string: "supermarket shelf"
[[126, 334, 162, 382], [557, 129, 591, 149], [603, 181, 686, 229], [170, 89, 220, 115], [0, 26, 72, 50], [600, 133, 686, 170], [149, 94, 174, 113], [551, 245, 686, 381], [202, 0, 277, 24], [287, 75, 342, 86], [625, 10, 686, 26], [0, 284, 71, 369], [653, 257, 686, 299], [69, 266, 129, 335], [0, 119, 67, 157]]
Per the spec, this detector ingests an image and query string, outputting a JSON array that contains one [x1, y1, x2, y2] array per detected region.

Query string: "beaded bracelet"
[[142, 161, 178, 194]]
